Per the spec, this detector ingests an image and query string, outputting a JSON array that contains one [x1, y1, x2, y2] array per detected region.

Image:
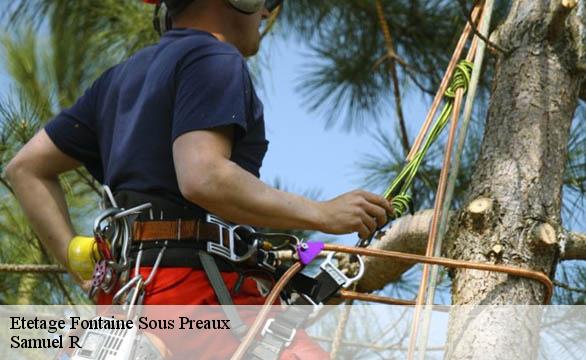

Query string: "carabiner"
[[320, 252, 365, 288]]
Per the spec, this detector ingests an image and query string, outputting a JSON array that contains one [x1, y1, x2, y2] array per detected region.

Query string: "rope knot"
[[392, 194, 412, 218], [444, 60, 473, 98]]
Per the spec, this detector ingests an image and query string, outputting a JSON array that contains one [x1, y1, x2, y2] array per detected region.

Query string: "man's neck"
[[171, 3, 233, 45]]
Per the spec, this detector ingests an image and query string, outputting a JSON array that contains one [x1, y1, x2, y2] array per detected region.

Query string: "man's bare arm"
[[173, 126, 393, 239], [4, 130, 80, 267]]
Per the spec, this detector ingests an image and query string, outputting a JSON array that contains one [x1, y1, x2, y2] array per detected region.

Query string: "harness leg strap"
[[198, 250, 248, 338], [248, 304, 316, 360]]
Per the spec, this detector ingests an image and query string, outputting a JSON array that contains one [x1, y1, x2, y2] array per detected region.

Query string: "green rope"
[[383, 60, 473, 218]]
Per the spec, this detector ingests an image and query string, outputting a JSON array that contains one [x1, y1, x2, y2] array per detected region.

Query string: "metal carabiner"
[[319, 252, 365, 288], [112, 217, 131, 271], [112, 274, 142, 305], [114, 240, 167, 305], [93, 208, 122, 240], [102, 185, 118, 209], [143, 240, 168, 287], [98, 203, 152, 272], [125, 277, 145, 320]]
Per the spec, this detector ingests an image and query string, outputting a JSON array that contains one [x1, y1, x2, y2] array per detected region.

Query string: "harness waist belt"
[[133, 220, 228, 241], [130, 245, 235, 271]]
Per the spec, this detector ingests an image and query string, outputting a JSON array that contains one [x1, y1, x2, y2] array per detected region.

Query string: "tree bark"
[[443, 1, 584, 359]]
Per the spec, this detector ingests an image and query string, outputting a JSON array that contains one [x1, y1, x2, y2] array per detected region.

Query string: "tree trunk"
[[444, 1, 584, 358]]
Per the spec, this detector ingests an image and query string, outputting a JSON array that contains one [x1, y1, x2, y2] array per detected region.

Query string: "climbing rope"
[[407, 24, 482, 360], [415, 1, 497, 359], [230, 262, 303, 360], [329, 298, 353, 359], [406, 3, 484, 163], [0, 264, 66, 273], [260, 4, 282, 40]]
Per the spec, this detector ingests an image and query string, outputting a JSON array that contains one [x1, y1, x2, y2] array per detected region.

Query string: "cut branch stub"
[[562, 0, 578, 8], [532, 223, 558, 246], [548, 0, 578, 41], [465, 197, 494, 233]]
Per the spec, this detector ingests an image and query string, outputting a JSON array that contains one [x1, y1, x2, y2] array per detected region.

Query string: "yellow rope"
[[330, 299, 354, 359], [0, 264, 67, 273]]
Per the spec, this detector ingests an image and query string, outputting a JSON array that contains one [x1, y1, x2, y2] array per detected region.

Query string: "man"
[[5, 0, 391, 356]]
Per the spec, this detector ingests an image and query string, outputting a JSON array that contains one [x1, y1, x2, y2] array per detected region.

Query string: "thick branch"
[[562, 232, 586, 260], [357, 209, 433, 292], [353, 209, 586, 292]]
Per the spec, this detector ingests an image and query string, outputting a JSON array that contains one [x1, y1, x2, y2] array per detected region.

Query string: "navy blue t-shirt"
[[45, 29, 269, 215]]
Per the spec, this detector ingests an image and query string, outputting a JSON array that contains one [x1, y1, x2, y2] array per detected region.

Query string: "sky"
[[259, 42, 429, 194], [255, 37, 430, 244]]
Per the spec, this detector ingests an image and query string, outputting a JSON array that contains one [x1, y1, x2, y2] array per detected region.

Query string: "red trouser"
[[98, 267, 328, 359]]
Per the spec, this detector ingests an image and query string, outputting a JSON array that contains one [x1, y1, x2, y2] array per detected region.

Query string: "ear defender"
[[153, 2, 173, 35]]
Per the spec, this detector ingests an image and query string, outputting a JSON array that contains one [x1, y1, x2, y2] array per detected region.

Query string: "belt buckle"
[[205, 214, 257, 262], [299, 293, 324, 317], [261, 318, 296, 347]]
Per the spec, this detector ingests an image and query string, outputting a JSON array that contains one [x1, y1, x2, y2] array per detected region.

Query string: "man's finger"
[[362, 202, 388, 227], [358, 223, 371, 240], [357, 215, 375, 238], [361, 191, 394, 215]]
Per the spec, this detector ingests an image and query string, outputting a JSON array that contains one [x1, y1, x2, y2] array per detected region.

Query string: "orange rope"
[[339, 290, 416, 306], [407, 2, 486, 358], [230, 262, 303, 360], [407, 28, 482, 360], [406, 3, 484, 161], [229, 239, 552, 358], [323, 244, 553, 304]]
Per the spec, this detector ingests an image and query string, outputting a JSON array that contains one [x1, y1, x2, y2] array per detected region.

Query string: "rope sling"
[[382, 60, 473, 218]]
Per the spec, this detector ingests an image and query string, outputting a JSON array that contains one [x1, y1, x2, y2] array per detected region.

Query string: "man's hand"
[[316, 190, 394, 239]]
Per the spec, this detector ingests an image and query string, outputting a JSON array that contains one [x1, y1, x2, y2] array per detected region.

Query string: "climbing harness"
[[72, 185, 366, 359]]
